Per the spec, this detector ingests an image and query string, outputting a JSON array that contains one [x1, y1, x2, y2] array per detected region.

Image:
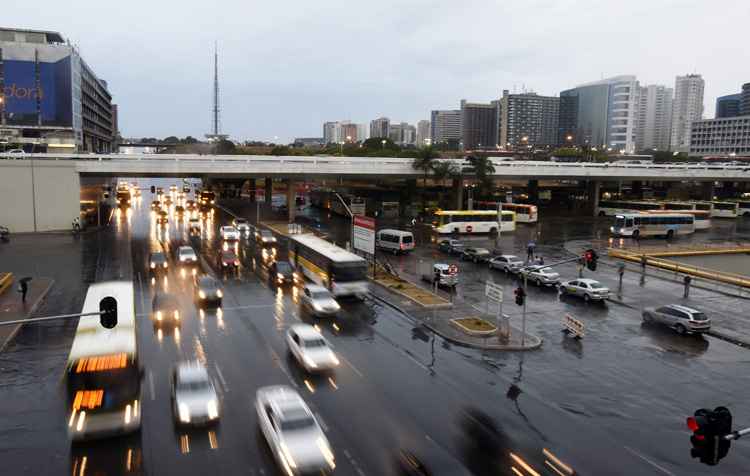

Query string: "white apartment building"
[[636, 84, 673, 151], [416, 120, 431, 146], [670, 74, 704, 152]]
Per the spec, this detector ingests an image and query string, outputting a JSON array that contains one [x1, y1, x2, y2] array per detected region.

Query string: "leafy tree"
[[162, 136, 180, 143], [182, 136, 198, 144], [214, 139, 236, 154], [364, 137, 397, 150], [465, 155, 496, 198], [411, 146, 441, 212], [270, 145, 291, 156]]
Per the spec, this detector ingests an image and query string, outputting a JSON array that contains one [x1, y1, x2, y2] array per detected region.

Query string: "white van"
[[376, 229, 415, 254]]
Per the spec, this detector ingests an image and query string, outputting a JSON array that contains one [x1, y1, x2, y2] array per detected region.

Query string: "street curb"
[[369, 278, 452, 309], [706, 330, 750, 349], [368, 288, 543, 351], [0, 278, 54, 353]]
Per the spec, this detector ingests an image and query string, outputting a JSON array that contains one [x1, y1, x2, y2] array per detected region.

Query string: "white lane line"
[[314, 412, 328, 432], [623, 446, 676, 475], [220, 304, 275, 311], [343, 449, 366, 476], [148, 371, 156, 401], [401, 349, 430, 373], [269, 348, 299, 388], [136, 272, 147, 314], [214, 363, 229, 392], [339, 355, 364, 378]]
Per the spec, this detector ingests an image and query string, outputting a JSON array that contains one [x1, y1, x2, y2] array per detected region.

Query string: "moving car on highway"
[[171, 361, 220, 426], [488, 255, 524, 273], [519, 266, 561, 287], [271, 260, 299, 286], [233, 217, 252, 235], [194, 274, 223, 307], [177, 245, 197, 265], [255, 385, 336, 474], [220, 225, 240, 241], [286, 324, 340, 372], [152, 292, 181, 327], [255, 228, 277, 245], [149, 251, 168, 274], [642, 304, 711, 335], [218, 249, 239, 274], [300, 284, 341, 317], [558, 278, 610, 302]]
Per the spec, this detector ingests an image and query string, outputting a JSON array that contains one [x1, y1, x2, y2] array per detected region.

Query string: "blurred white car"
[[177, 245, 198, 264], [220, 225, 240, 241], [519, 266, 560, 287], [171, 361, 220, 426], [300, 285, 340, 317], [255, 385, 335, 474], [286, 324, 340, 372]]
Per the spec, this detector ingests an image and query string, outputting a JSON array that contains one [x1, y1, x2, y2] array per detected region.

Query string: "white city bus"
[[691, 201, 715, 213], [596, 200, 662, 216], [645, 210, 711, 230], [66, 281, 141, 441], [290, 234, 369, 298], [738, 201, 750, 217], [711, 201, 739, 218], [476, 201, 538, 223], [662, 201, 697, 211], [610, 213, 695, 239], [432, 210, 516, 234]]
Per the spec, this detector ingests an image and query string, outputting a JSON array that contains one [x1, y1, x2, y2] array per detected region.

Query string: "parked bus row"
[[597, 200, 750, 219]]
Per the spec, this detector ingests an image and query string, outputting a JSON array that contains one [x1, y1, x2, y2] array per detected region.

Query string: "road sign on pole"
[[485, 282, 503, 302], [352, 216, 376, 255]]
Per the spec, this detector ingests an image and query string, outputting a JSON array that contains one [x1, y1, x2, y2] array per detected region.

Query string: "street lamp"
[[346, 135, 352, 143], [381, 139, 386, 149]]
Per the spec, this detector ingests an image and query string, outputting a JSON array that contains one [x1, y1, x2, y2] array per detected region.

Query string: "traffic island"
[[450, 317, 497, 336], [370, 273, 452, 308]]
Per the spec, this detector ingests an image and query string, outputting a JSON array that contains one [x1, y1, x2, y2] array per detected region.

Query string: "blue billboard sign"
[[2, 57, 72, 127]]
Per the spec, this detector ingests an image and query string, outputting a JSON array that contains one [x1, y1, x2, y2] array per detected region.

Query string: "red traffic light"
[[687, 416, 699, 432]]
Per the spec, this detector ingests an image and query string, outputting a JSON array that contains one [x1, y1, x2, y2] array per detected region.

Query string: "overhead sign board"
[[485, 282, 503, 302], [353, 216, 375, 255]]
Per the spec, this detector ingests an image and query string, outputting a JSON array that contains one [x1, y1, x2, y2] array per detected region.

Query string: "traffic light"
[[584, 249, 598, 271], [688, 407, 733, 466], [150, 185, 156, 194], [514, 287, 525, 306], [99, 296, 118, 329]]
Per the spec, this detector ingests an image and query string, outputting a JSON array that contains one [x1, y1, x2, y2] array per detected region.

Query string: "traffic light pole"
[[522, 273, 527, 346], [724, 427, 750, 441], [0, 310, 104, 327]]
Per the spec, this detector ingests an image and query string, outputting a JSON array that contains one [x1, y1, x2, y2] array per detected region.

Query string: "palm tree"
[[411, 146, 441, 213], [431, 160, 461, 209], [464, 155, 496, 199]]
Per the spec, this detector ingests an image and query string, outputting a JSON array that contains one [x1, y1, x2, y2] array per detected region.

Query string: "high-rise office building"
[[741, 83, 750, 117], [460, 99, 499, 150], [430, 109, 461, 145], [670, 74, 704, 152], [323, 120, 365, 144], [388, 122, 416, 146], [369, 117, 390, 139], [0, 27, 116, 152], [416, 120, 430, 146], [559, 75, 640, 153], [635, 84, 673, 151], [499, 90, 559, 147], [716, 94, 741, 118], [356, 123, 368, 142]]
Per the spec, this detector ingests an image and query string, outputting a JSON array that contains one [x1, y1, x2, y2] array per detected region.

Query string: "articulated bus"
[[662, 201, 697, 211], [645, 210, 711, 230], [611, 213, 695, 239], [596, 200, 662, 216], [66, 281, 141, 441], [289, 234, 369, 299], [432, 210, 516, 234], [711, 201, 740, 218], [475, 201, 538, 223]]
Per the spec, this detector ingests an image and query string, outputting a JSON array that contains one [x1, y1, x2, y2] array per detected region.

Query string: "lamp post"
[[381, 139, 386, 150]]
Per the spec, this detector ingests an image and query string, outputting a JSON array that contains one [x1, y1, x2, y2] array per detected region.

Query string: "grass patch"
[[452, 317, 497, 333]]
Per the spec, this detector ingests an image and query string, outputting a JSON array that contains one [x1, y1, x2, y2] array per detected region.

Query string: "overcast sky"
[[6, 0, 748, 142]]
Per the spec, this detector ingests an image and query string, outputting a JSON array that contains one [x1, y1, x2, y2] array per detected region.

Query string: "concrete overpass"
[[2, 153, 750, 232]]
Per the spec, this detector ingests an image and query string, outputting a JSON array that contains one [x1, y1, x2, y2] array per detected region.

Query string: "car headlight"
[[234, 260, 239, 266], [174, 310, 180, 320], [216, 289, 223, 298], [156, 311, 163, 321], [330, 352, 340, 366], [179, 403, 191, 423], [304, 355, 318, 368], [207, 399, 219, 419], [163, 263, 168, 268], [277, 273, 284, 280], [317, 437, 335, 469], [332, 301, 341, 311], [199, 290, 206, 299], [312, 302, 323, 311], [150, 262, 155, 269]]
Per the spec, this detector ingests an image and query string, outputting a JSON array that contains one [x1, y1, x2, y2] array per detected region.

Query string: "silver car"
[[558, 278, 610, 302], [300, 285, 341, 317], [520, 266, 560, 287], [255, 385, 336, 474], [171, 361, 220, 426], [642, 304, 711, 335], [488, 255, 524, 273], [286, 324, 340, 372]]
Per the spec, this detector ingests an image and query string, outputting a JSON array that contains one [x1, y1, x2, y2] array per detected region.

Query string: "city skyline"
[[4, 0, 747, 142]]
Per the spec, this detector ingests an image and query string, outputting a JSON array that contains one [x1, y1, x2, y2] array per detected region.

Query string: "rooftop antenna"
[[205, 41, 228, 142]]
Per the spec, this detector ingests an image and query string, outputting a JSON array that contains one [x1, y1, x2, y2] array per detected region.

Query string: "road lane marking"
[[328, 377, 338, 390], [304, 379, 315, 393], [148, 371, 156, 400], [623, 446, 675, 475], [220, 304, 275, 311], [214, 363, 228, 392], [339, 355, 364, 378], [314, 411, 328, 432]]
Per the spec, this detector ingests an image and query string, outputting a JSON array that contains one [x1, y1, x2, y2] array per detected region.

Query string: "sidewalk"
[[369, 281, 542, 351], [0, 278, 54, 352]]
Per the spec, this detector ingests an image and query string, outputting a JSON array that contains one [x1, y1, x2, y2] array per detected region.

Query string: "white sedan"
[[300, 285, 341, 317], [171, 361, 220, 426], [255, 385, 335, 475], [558, 278, 610, 302], [488, 255, 524, 273], [519, 266, 560, 287], [220, 225, 240, 241], [177, 245, 198, 264], [286, 324, 340, 372]]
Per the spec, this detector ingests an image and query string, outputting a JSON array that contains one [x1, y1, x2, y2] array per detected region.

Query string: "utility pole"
[[522, 273, 528, 346]]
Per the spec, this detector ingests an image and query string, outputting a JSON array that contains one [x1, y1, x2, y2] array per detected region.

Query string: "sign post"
[[352, 216, 376, 255], [485, 282, 506, 338]]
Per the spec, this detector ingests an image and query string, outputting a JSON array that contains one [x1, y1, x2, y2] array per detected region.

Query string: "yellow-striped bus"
[[290, 234, 369, 299], [432, 210, 516, 235]]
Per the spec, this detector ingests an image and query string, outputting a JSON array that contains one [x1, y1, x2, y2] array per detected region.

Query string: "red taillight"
[[400, 243, 405, 249], [687, 417, 699, 431]]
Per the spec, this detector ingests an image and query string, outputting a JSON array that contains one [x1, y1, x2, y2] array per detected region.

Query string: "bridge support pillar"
[[286, 179, 296, 223], [248, 179, 256, 202], [588, 180, 601, 217], [264, 177, 273, 206], [528, 179, 539, 204], [632, 180, 643, 199], [700, 181, 714, 201], [454, 178, 463, 210]]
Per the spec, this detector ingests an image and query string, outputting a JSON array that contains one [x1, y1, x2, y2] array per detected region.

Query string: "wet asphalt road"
[[1, 183, 750, 475]]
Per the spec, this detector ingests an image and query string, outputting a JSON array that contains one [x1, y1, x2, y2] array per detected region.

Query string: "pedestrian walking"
[[526, 243, 535, 262], [18, 279, 28, 303]]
